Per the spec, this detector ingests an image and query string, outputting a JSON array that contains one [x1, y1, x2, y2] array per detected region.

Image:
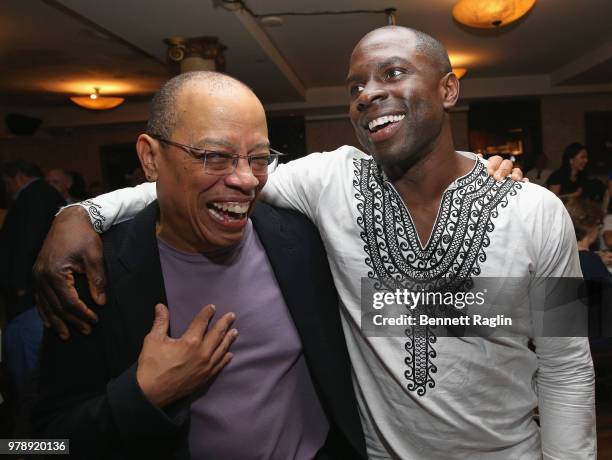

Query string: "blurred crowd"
[[525, 143, 612, 275], [0, 159, 145, 433]]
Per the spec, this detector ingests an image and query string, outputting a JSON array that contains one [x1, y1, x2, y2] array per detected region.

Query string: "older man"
[[36, 27, 594, 459], [34, 72, 366, 459], [45, 168, 73, 203]]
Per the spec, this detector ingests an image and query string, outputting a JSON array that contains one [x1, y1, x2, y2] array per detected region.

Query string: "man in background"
[[46, 168, 73, 204], [0, 160, 64, 396]]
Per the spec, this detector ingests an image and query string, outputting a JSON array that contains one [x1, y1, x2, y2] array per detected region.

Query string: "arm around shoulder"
[[262, 146, 360, 221], [71, 181, 158, 234], [524, 187, 596, 458]]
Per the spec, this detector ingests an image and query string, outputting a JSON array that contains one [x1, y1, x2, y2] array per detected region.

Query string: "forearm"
[[535, 337, 596, 459], [34, 391, 120, 459], [35, 285, 187, 456], [68, 182, 157, 233], [35, 363, 188, 458]]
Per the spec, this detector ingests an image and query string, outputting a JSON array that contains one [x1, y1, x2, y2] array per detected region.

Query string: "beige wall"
[[305, 117, 359, 153], [305, 111, 470, 154], [2, 92, 611, 185], [541, 93, 612, 169], [0, 122, 146, 186]]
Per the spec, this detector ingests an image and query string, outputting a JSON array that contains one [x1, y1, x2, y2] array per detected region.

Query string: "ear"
[[136, 134, 160, 182], [440, 72, 460, 110]]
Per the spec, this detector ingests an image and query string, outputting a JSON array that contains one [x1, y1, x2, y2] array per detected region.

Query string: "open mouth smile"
[[364, 113, 405, 143], [206, 201, 250, 227], [366, 114, 405, 133]]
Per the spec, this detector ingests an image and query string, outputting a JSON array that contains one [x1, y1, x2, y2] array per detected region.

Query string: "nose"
[[225, 157, 260, 192], [356, 81, 388, 112]]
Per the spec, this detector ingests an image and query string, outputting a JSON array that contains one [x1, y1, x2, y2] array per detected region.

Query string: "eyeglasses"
[[149, 133, 285, 176]]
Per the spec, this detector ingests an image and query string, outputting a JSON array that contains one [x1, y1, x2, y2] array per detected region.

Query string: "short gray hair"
[[365, 26, 452, 77], [146, 71, 252, 139]]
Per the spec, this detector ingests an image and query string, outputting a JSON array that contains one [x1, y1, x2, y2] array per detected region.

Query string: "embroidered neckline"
[[353, 156, 522, 396]]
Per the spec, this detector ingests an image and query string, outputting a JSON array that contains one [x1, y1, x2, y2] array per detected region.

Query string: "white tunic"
[[76, 147, 596, 460]]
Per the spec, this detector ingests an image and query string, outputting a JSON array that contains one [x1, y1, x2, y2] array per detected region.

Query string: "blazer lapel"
[[250, 204, 313, 330], [107, 202, 167, 369], [252, 203, 367, 458], [251, 203, 333, 376]]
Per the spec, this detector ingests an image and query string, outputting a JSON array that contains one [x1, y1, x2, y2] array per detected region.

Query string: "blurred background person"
[[68, 171, 88, 202], [602, 173, 612, 214], [87, 181, 107, 198], [125, 166, 146, 187], [601, 174, 612, 257], [46, 168, 88, 204], [0, 160, 65, 402], [45, 168, 72, 204], [564, 197, 612, 340], [525, 153, 552, 186], [547, 142, 589, 198]]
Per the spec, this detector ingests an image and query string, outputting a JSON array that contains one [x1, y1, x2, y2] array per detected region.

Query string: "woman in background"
[[547, 142, 588, 197], [564, 197, 611, 340]]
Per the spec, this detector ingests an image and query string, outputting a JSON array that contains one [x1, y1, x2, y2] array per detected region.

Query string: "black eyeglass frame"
[[148, 133, 286, 176]]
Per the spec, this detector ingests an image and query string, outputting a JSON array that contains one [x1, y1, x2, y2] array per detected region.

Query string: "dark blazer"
[[0, 178, 65, 320], [34, 201, 366, 460]]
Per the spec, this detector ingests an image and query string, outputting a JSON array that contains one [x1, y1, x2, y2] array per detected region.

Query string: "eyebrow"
[[199, 137, 235, 149], [252, 142, 271, 150], [346, 56, 413, 84], [376, 56, 412, 71], [198, 138, 270, 151], [346, 73, 361, 85]]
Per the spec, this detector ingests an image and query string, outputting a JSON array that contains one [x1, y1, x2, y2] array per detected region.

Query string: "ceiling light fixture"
[[453, 68, 468, 79], [452, 0, 536, 28], [70, 88, 124, 110]]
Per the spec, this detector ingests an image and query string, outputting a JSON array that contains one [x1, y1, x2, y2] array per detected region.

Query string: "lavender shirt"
[[157, 221, 329, 459]]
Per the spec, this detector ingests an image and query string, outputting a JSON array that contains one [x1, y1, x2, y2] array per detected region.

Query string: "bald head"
[[355, 26, 452, 78], [147, 71, 256, 139], [46, 168, 72, 199]]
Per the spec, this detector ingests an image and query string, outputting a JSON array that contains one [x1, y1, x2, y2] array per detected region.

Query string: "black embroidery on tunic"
[[352, 158, 521, 396], [80, 200, 106, 233]]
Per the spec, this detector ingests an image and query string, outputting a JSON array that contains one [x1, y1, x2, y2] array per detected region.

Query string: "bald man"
[[34, 72, 366, 460]]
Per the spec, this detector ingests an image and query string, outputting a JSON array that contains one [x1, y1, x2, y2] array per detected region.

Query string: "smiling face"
[[347, 27, 457, 170], [146, 80, 269, 253], [570, 149, 588, 172]]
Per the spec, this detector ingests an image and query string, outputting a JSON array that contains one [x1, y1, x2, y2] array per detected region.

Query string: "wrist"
[[58, 204, 90, 223], [136, 367, 172, 408]]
